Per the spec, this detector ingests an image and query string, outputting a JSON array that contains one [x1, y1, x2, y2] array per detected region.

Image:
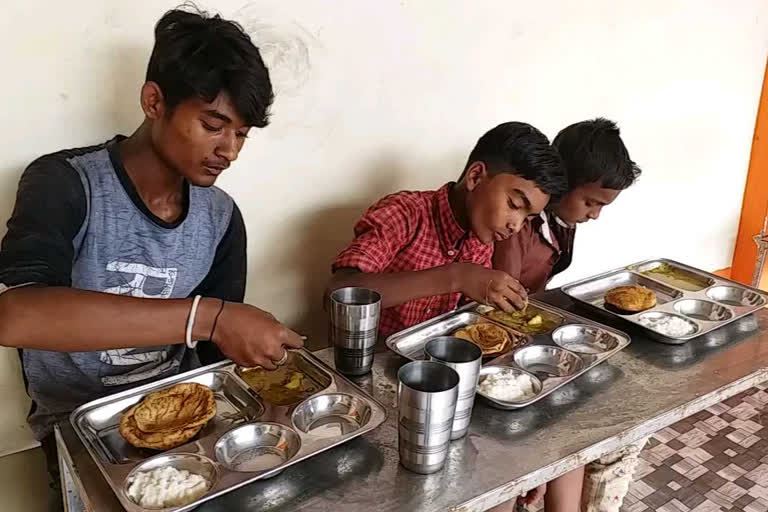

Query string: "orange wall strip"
[[731, 56, 768, 287]]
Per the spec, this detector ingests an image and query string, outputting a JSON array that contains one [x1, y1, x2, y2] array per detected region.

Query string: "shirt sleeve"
[[191, 203, 247, 365], [191, 203, 247, 302], [331, 193, 418, 274], [0, 156, 87, 289]]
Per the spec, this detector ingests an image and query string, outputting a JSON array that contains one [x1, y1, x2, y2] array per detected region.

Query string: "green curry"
[[639, 263, 709, 292]]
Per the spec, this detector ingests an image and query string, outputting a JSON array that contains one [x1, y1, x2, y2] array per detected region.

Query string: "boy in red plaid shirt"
[[328, 122, 567, 338]]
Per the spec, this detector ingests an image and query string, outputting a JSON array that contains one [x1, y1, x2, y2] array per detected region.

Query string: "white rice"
[[638, 315, 696, 337], [478, 372, 538, 402]]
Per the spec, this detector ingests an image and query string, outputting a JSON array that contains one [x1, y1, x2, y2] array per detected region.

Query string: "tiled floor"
[[623, 383, 768, 511]]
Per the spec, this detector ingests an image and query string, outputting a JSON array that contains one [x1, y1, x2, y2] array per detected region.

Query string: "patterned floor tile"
[[746, 498, 768, 512], [658, 498, 692, 512], [690, 499, 724, 512], [749, 484, 768, 500], [718, 463, 748, 482], [721, 481, 748, 498], [621, 386, 768, 511], [747, 465, 768, 487]]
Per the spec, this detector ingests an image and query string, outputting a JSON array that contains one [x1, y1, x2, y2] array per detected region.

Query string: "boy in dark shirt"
[[494, 118, 641, 293], [0, 8, 302, 509], [494, 118, 642, 511]]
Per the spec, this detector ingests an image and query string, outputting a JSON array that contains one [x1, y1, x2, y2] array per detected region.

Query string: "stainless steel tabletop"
[[57, 291, 768, 512]]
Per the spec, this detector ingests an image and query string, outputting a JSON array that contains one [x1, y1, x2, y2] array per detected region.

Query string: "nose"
[[507, 217, 524, 234], [215, 132, 239, 162], [588, 207, 602, 220]]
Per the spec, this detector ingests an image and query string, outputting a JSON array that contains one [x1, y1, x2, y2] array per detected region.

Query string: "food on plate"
[[637, 314, 697, 337], [639, 263, 709, 292], [126, 465, 210, 509], [604, 285, 657, 312], [238, 366, 323, 405], [133, 382, 216, 432], [119, 383, 215, 450], [478, 371, 538, 402], [453, 323, 520, 355], [484, 308, 561, 334]]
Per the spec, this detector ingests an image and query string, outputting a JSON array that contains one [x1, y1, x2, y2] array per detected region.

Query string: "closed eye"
[[202, 121, 223, 133]]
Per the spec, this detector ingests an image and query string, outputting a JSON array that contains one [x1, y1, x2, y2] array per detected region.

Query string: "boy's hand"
[[212, 303, 304, 369], [455, 263, 528, 311]]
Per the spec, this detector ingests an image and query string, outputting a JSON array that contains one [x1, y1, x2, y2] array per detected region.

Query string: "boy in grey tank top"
[[0, 8, 303, 509]]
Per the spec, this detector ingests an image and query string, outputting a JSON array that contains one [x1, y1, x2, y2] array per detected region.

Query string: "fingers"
[[501, 274, 527, 297], [489, 283, 526, 311], [490, 293, 516, 313], [274, 349, 289, 366], [256, 357, 277, 371], [499, 276, 528, 309], [508, 291, 527, 311], [281, 327, 305, 349], [231, 351, 277, 371], [258, 334, 282, 359]]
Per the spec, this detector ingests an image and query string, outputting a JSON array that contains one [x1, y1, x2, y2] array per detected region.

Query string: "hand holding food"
[[212, 303, 304, 370], [455, 263, 528, 311]]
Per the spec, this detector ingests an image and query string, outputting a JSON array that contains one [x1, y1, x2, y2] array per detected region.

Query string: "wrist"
[[191, 297, 220, 341], [448, 263, 466, 294]]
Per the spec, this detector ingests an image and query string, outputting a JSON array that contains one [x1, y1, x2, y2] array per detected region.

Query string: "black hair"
[[463, 122, 567, 196], [146, 6, 274, 127], [553, 118, 641, 190]]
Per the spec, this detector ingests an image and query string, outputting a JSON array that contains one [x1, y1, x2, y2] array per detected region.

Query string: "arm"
[[0, 287, 300, 369], [0, 159, 299, 368], [326, 195, 526, 311], [329, 264, 527, 311], [191, 204, 247, 364], [329, 264, 464, 309], [0, 286, 220, 352]]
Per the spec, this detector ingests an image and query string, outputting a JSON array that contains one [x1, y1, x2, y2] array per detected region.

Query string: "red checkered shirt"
[[332, 183, 493, 337]]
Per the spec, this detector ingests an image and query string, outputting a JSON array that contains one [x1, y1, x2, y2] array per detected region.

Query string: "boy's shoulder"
[[366, 186, 444, 216], [25, 140, 112, 178]]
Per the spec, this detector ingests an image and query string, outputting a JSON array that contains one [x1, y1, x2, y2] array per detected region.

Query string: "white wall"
[[0, 1, 766, 451]]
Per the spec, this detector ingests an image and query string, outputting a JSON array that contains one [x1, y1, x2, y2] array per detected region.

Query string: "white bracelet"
[[186, 295, 203, 349]]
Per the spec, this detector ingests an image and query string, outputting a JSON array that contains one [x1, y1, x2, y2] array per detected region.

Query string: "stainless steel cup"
[[424, 336, 482, 440], [330, 287, 381, 376], [397, 361, 459, 474]]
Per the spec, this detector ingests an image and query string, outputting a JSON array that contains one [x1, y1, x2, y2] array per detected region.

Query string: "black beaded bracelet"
[[209, 299, 226, 341]]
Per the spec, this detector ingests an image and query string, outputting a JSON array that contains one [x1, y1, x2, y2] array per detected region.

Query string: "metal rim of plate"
[[70, 349, 388, 512], [560, 258, 768, 345], [384, 299, 630, 410]]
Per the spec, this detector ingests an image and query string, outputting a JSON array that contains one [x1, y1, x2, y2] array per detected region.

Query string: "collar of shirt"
[[536, 210, 562, 254], [434, 182, 471, 257], [552, 212, 571, 229]]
